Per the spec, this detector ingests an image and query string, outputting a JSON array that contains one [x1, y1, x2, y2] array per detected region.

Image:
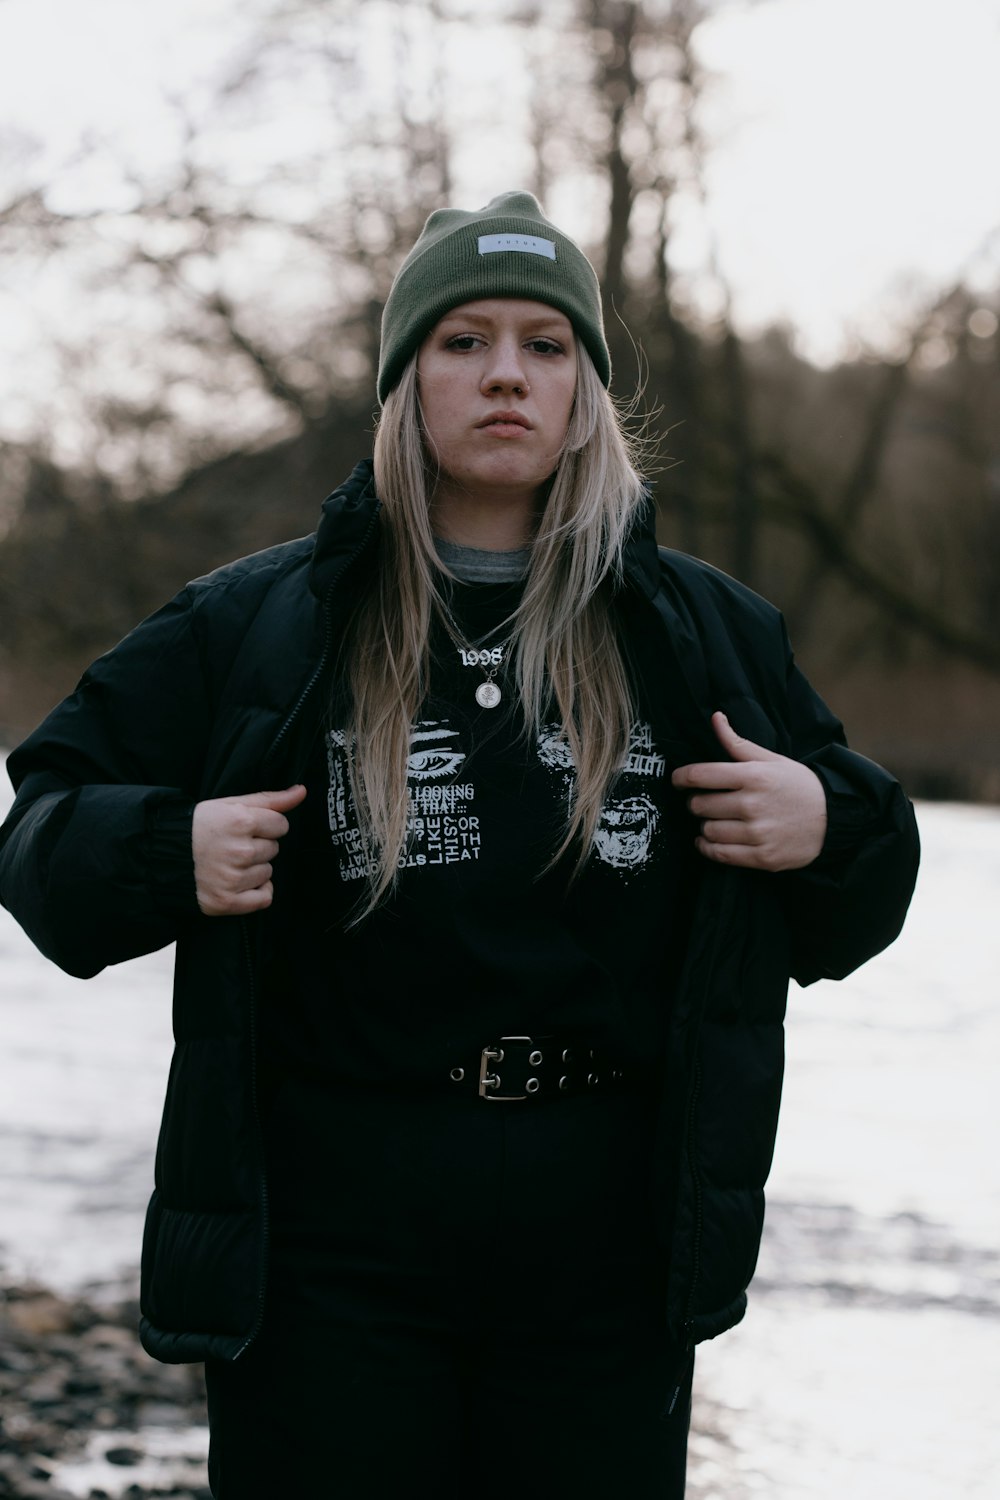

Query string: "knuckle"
[[200, 894, 231, 917]]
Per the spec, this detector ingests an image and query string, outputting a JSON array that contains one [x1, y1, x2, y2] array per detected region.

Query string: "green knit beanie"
[[377, 190, 610, 403]]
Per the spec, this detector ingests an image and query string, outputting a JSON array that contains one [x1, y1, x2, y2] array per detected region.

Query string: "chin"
[[460, 457, 556, 496]]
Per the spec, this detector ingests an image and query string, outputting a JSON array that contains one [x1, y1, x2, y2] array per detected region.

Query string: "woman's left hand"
[[672, 712, 827, 871]]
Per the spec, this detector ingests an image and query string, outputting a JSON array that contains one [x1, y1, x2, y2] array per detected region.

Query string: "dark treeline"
[[1, 0, 998, 797]]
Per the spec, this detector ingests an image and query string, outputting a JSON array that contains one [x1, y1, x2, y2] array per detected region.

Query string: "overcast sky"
[[1, 0, 999, 403]]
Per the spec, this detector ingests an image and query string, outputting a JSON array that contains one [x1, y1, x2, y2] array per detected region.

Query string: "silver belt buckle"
[[478, 1036, 531, 1100]]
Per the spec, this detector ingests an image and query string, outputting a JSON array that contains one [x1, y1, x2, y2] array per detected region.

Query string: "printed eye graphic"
[[407, 749, 466, 780]]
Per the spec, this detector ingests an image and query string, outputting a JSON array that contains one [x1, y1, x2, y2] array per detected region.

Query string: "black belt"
[[448, 1036, 629, 1102]]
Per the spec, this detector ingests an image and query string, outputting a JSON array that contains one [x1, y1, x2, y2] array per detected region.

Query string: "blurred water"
[[1, 766, 998, 1497], [690, 800, 1000, 1499]]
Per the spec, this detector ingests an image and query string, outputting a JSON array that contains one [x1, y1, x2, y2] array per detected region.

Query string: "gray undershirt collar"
[[435, 537, 531, 583]]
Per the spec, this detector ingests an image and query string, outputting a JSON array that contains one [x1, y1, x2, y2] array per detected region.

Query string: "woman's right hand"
[[192, 785, 307, 916]]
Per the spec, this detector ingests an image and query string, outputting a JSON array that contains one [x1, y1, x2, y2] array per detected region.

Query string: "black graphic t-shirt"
[[263, 580, 696, 1094]]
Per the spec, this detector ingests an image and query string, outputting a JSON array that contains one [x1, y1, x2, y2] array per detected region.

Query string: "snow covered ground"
[[1, 764, 998, 1497]]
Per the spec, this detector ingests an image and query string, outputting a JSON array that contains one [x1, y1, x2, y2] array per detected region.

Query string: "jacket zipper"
[[234, 506, 380, 1359], [681, 1058, 705, 1337], [675, 866, 737, 1357], [659, 1058, 703, 1412], [235, 917, 266, 1359]]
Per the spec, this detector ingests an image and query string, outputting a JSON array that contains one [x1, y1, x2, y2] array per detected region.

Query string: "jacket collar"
[[308, 459, 715, 756], [309, 457, 381, 602], [620, 486, 662, 599], [620, 487, 721, 756], [311, 459, 662, 602]]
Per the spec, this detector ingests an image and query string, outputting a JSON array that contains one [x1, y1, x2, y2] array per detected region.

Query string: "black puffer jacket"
[[0, 459, 919, 1362]]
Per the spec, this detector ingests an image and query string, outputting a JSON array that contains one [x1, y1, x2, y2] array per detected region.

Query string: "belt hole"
[[450, 1067, 464, 1082], [561, 1048, 572, 1063], [587, 1072, 598, 1086], [559, 1076, 569, 1091], [529, 1049, 543, 1066], [526, 1077, 540, 1094]]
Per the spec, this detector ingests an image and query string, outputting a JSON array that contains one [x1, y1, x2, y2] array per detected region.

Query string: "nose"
[[480, 336, 530, 396]]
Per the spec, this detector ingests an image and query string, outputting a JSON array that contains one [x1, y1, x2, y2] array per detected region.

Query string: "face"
[[416, 298, 578, 534]]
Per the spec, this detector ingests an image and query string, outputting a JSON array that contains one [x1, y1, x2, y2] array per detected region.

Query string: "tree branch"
[[756, 450, 1000, 675]]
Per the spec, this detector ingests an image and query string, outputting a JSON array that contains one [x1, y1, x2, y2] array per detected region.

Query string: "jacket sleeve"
[[776, 627, 920, 986], [0, 589, 211, 979]]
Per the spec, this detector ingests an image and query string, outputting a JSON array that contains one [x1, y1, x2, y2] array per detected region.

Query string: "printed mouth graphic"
[[594, 795, 659, 870]]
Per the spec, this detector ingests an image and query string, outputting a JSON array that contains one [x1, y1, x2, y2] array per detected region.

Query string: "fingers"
[[672, 718, 827, 873], [710, 711, 781, 763], [673, 713, 782, 792], [229, 860, 274, 893], [248, 837, 281, 864], [236, 786, 308, 812], [696, 814, 764, 866], [192, 786, 306, 918], [243, 809, 292, 841], [685, 789, 754, 819], [697, 819, 758, 847], [694, 836, 763, 869], [672, 761, 749, 791], [197, 880, 275, 918], [222, 788, 307, 840]]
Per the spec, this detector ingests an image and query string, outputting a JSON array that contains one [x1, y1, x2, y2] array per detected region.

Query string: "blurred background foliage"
[[1, 0, 998, 796]]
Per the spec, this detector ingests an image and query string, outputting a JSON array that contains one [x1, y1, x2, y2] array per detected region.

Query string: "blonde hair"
[[341, 345, 648, 917]]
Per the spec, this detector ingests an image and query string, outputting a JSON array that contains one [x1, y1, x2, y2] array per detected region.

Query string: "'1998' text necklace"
[[446, 636, 510, 709], [457, 641, 508, 709]]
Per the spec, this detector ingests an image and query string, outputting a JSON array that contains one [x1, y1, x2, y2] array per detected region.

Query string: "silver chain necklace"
[[454, 639, 509, 709], [440, 619, 511, 710]]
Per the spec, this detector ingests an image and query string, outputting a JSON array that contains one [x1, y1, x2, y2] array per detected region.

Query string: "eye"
[[443, 334, 484, 351], [407, 749, 466, 780], [526, 338, 566, 356]]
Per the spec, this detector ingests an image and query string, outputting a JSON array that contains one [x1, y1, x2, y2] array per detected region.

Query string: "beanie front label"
[[478, 233, 556, 261]]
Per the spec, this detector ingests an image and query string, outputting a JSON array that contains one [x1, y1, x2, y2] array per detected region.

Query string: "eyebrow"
[[436, 311, 573, 334]]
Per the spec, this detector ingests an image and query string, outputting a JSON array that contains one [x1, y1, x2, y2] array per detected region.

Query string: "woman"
[[0, 192, 919, 1497]]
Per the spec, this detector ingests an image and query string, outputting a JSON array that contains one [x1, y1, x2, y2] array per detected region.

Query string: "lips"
[[476, 411, 532, 431]]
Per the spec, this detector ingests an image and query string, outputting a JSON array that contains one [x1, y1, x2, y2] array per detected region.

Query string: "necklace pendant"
[[475, 681, 502, 710]]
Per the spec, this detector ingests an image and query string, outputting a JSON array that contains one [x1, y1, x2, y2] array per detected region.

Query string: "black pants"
[[205, 1085, 692, 1497]]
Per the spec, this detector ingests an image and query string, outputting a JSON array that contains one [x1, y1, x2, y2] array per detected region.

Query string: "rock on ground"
[[0, 1281, 209, 1500]]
